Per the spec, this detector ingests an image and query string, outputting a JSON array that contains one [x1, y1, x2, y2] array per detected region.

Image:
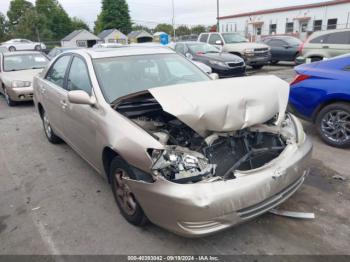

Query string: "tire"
[[3, 88, 16, 106], [271, 60, 279, 65], [42, 110, 62, 144], [252, 65, 264, 70], [35, 45, 42, 51], [110, 157, 148, 226], [8, 46, 16, 52], [315, 103, 350, 148]]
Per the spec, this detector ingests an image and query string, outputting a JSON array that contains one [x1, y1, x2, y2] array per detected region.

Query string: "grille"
[[227, 62, 245, 68], [254, 48, 269, 52]]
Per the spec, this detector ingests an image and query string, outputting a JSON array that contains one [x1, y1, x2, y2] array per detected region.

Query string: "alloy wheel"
[[113, 168, 137, 216], [43, 113, 53, 139], [4, 89, 10, 105], [321, 110, 350, 144]]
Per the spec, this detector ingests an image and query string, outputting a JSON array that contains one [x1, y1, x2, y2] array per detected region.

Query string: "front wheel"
[[4, 88, 16, 106], [110, 157, 148, 226], [42, 110, 62, 144], [252, 65, 264, 70], [35, 45, 42, 51], [316, 103, 350, 148], [8, 46, 16, 52]]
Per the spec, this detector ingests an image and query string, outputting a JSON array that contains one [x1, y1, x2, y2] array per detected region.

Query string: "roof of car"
[[2, 51, 44, 56], [71, 46, 175, 59]]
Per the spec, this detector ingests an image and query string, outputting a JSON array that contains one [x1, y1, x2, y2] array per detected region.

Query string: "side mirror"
[[209, 73, 219, 80], [68, 90, 96, 106], [215, 40, 223, 45]]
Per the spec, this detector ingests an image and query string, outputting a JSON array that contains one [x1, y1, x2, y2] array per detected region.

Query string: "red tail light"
[[290, 74, 310, 86], [196, 52, 205, 55]]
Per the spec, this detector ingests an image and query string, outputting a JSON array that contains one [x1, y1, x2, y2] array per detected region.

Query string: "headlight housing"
[[12, 80, 31, 88], [283, 113, 306, 145], [150, 148, 216, 183], [209, 60, 227, 67], [244, 48, 255, 54]]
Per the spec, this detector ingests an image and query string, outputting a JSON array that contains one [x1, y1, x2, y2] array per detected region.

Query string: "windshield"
[[187, 43, 220, 54], [4, 54, 49, 72], [222, 33, 248, 43], [93, 53, 210, 103]]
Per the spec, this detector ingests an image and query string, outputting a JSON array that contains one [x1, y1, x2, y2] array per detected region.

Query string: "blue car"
[[289, 54, 350, 148]]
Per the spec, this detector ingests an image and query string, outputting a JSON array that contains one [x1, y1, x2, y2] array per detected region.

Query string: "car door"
[[41, 55, 72, 139], [63, 55, 100, 168], [267, 39, 286, 60], [20, 40, 33, 50]]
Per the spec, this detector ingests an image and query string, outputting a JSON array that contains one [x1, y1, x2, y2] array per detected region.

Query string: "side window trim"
[[45, 54, 73, 90], [66, 54, 93, 95]]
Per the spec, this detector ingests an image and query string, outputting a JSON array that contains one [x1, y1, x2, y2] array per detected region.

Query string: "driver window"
[[208, 34, 222, 45], [67, 57, 92, 95]]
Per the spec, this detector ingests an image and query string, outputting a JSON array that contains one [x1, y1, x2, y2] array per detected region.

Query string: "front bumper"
[[7, 86, 34, 102], [244, 53, 271, 66], [125, 137, 313, 237], [213, 66, 246, 78]]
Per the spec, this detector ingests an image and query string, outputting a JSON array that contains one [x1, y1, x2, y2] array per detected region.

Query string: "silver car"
[[1, 39, 46, 52], [33, 47, 312, 237], [0, 51, 49, 106]]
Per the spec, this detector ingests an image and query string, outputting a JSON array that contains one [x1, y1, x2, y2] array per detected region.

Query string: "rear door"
[[40, 55, 72, 138], [267, 39, 285, 60]]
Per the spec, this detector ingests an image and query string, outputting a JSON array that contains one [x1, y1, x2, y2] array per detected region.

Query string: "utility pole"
[[217, 0, 220, 32], [172, 0, 176, 39]]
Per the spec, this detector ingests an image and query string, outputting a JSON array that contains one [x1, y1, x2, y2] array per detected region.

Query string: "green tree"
[[71, 17, 90, 31], [36, 0, 73, 40], [176, 25, 191, 36], [132, 24, 152, 33], [94, 0, 132, 34], [7, 0, 34, 28], [191, 25, 206, 35], [154, 23, 173, 36], [0, 12, 8, 41]]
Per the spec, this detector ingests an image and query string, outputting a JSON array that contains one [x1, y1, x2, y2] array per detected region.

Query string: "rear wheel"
[[8, 46, 16, 52], [311, 56, 323, 62], [3, 88, 16, 106], [42, 110, 62, 144], [271, 60, 279, 65], [252, 65, 264, 70], [110, 157, 148, 226], [316, 103, 350, 148]]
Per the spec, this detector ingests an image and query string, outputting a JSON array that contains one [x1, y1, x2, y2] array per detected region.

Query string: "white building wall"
[[103, 31, 128, 44], [61, 31, 101, 47], [219, 3, 350, 40]]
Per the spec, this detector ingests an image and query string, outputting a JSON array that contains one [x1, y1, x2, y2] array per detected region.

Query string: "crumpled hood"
[[1, 69, 42, 83], [149, 75, 289, 136]]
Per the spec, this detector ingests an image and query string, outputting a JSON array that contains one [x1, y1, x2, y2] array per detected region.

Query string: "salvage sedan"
[[0, 51, 49, 106], [33, 47, 312, 237]]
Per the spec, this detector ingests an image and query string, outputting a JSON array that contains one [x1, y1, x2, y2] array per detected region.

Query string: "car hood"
[[1, 69, 43, 83], [198, 52, 243, 62], [149, 75, 289, 136]]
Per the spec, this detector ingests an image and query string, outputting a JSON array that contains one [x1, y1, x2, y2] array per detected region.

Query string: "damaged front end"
[[113, 76, 312, 236]]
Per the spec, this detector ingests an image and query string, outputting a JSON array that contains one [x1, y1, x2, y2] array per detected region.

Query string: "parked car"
[[289, 54, 350, 148], [1, 39, 46, 52], [174, 42, 245, 78], [33, 47, 312, 237], [0, 46, 7, 53], [300, 29, 350, 62], [47, 47, 81, 59], [198, 32, 271, 69], [0, 51, 49, 106], [260, 36, 302, 64]]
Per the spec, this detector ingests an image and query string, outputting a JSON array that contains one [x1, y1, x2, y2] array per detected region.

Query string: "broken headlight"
[[150, 148, 216, 183], [283, 113, 306, 145]]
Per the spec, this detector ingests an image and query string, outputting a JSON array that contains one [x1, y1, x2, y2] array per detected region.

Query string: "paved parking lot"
[[1, 65, 350, 255]]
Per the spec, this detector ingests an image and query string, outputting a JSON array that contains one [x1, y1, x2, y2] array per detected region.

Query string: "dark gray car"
[[261, 36, 302, 64]]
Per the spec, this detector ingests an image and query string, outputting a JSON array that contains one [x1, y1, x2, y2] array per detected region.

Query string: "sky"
[[0, 0, 331, 28]]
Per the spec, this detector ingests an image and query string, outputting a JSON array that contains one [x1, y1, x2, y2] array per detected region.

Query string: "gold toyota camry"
[[33, 47, 312, 237]]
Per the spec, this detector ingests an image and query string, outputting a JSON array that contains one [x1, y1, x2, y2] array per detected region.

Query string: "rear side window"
[[326, 31, 350, 44], [67, 57, 92, 95], [208, 34, 222, 45], [199, 34, 209, 43], [310, 34, 329, 44], [46, 55, 71, 88]]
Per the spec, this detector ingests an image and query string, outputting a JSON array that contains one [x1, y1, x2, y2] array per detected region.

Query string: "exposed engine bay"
[[116, 93, 295, 184]]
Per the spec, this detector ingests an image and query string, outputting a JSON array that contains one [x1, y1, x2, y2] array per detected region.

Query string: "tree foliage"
[[176, 25, 191, 36], [71, 17, 90, 31], [154, 23, 173, 36], [0, 12, 8, 41], [132, 24, 152, 34], [7, 0, 34, 28], [191, 25, 207, 35], [94, 0, 132, 34]]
